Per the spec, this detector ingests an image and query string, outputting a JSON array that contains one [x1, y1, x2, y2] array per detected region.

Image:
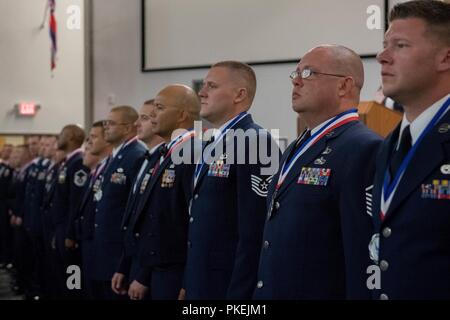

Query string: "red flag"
[[49, 0, 57, 71]]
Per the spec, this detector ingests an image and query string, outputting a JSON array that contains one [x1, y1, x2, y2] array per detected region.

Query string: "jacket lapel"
[[372, 128, 399, 227], [275, 122, 356, 199], [135, 155, 171, 216], [79, 180, 94, 214], [384, 113, 450, 220], [193, 115, 255, 193], [275, 138, 327, 198], [193, 141, 211, 193]]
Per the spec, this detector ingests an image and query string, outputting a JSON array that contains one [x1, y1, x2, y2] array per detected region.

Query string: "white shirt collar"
[[149, 142, 164, 155], [309, 118, 331, 136], [66, 148, 83, 162], [213, 113, 246, 140], [112, 142, 125, 158], [398, 93, 450, 148]]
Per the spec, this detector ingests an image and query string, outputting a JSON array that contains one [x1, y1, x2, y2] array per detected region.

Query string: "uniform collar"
[[213, 112, 249, 140], [149, 142, 165, 155], [308, 112, 347, 136], [66, 148, 83, 162], [398, 93, 450, 149], [112, 142, 125, 158], [112, 136, 138, 158], [309, 118, 330, 136]]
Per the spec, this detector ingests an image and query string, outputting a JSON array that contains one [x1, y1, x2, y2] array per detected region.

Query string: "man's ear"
[[234, 88, 248, 104], [436, 46, 450, 72], [337, 77, 355, 97], [177, 108, 189, 124]]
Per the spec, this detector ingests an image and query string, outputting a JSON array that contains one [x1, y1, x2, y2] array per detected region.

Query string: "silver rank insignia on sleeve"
[[74, 170, 88, 187], [251, 175, 273, 197]]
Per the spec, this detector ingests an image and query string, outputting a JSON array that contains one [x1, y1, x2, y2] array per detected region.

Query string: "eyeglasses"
[[290, 68, 347, 81], [102, 120, 131, 127]]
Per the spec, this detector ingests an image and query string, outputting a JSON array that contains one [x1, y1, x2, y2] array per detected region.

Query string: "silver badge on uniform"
[[58, 167, 67, 184], [94, 189, 103, 202], [438, 123, 450, 134], [441, 164, 450, 175], [93, 177, 103, 202], [140, 173, 151, 194], [314, 157, 327, 165], [322, 146, 332, 155], [368, 233, 380, 264]]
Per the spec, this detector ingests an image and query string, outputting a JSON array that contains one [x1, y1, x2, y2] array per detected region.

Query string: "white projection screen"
[[142, 0, 386, 71]]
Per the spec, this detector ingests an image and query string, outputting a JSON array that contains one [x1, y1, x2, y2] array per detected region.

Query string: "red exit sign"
[[15, 102, 40, 116]]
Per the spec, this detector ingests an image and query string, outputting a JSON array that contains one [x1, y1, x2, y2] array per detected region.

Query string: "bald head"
[[58, 124, 85, 151], [158, 84, 200, 121], [292, 44, 364, 129], [312, 45, 364, 90]]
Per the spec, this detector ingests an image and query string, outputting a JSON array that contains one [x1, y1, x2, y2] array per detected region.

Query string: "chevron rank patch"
[[365, 185, 374, 217], [74, 170, 88, 187], [251, 175, 273, 197]]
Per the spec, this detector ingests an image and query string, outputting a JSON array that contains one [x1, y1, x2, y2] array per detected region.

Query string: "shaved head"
[[158, 84, 200, 121], [312, 45, 364, 90], [59, 124, 86, 150]]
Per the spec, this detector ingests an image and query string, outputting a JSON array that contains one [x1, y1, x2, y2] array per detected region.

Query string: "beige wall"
[[0, 135, 25, 147]]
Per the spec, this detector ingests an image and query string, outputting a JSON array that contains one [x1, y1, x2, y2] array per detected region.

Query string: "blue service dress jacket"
[[254, 120, 381, 300], [184, 114, 281, 300], [90, 139, 146, 281], [371, 106, 450, 300]]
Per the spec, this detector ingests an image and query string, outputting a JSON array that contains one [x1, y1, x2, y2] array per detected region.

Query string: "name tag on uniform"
[[208, 159, 230, 178], [161, 169, 175, 188], [421, 180, 450, 200], [297, 167, 331, 186]]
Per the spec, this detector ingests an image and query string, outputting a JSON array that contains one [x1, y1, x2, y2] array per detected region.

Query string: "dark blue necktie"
[[390, 125, 411, 178]]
